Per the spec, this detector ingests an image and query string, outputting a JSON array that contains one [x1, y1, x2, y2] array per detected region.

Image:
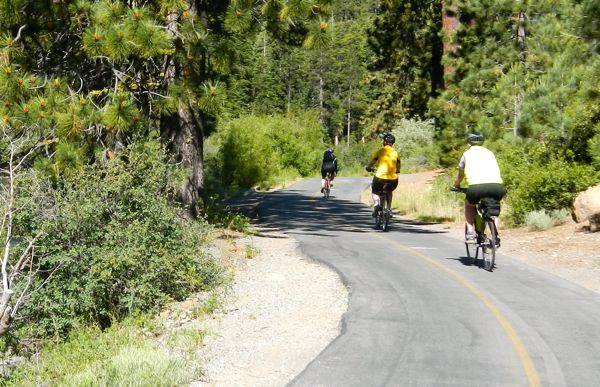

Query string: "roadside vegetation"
[[5, 314, 208, 385], [0, 0, 598, 384]]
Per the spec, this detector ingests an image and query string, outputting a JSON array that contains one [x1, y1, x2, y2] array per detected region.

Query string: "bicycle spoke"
[[383, 209, 390, 232], [465, 242, 477, 263], [481, 220, 496, 271]]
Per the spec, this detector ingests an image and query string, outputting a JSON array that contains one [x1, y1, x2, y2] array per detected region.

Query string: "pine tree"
[[430, 0, 599, 165], [366, 0, 444, 131], [0, 0, 335, 217]]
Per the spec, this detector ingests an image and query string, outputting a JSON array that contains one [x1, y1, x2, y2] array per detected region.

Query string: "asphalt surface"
[[243, 177, 600, 387]]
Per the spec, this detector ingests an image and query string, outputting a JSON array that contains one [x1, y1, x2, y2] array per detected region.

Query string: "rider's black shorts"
[[321, 161, 336, 178], [465, 184, 505, 205], [321, 168, 336, 179], [371, 177, 398, 194]]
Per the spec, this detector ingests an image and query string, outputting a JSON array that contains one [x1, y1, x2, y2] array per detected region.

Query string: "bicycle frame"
[[322, 172, 333, 198], [453, 187, 499, 271], [472, 210, 498, 271], [373, 183, 392, 232]]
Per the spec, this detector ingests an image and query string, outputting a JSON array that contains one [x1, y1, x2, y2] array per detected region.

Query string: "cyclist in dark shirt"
[[321, 147, 338, 193]]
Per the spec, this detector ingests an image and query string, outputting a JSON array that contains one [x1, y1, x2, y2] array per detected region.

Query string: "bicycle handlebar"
[[450, 186, 467, 193]]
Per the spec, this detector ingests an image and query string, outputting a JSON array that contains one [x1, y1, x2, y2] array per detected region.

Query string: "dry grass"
[[393, 170, 462, 222]]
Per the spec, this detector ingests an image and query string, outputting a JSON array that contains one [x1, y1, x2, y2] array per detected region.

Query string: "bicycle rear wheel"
[[374, 196, 386, 230], [481, 219, 496, 271], [465, 243, 478, 263], [464, 225, 477, 263], [374, 209, 382, 229]]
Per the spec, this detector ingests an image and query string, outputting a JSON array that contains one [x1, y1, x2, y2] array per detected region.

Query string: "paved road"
[[247, 177, 600, 387]]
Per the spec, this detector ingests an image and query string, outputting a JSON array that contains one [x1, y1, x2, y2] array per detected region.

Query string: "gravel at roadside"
[[191, 232, 348, 387]]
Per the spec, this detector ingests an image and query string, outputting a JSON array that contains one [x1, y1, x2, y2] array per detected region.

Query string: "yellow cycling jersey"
[[373, 146, 400, 180], [459, 146, 503, 186]]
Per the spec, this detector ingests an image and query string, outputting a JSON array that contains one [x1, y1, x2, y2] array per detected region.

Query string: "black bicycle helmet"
[[383, 133, 395, 145], [467, 131, 484, 145]]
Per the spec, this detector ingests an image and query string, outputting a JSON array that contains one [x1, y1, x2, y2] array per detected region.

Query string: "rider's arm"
[[453, 155, 466, 188], [454, 169, 465, 188], [396, 156, 401, 174], [366, 158, 377, 171]]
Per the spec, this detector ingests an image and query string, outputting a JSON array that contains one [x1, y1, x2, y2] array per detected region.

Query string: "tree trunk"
[[0, 291, 13, 336], [287, 51, 293, 113], [160, 1, 206, 218], [160, 103, 205, 219], [346, 86, 352, 147], [318, 54, 324, 125], [442, 2, 459, 80]]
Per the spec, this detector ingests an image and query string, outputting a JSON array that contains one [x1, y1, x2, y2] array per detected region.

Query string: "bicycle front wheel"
[[382, 209, 390, 232], [374, 210, 382, 230], [481, 220, 497, 271]]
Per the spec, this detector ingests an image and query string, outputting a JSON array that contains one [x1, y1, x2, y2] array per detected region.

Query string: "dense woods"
[[0, 0, 598, 380]]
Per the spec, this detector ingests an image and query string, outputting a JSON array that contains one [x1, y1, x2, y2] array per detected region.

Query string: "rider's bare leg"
[[386, 191, 393, 210], [465, 200, 476, 233], [321, 178, 326, 189], [372, 193, 380, 208]]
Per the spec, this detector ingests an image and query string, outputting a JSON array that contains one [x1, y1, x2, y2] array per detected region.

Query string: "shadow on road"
[[227, 187, 449, 237]]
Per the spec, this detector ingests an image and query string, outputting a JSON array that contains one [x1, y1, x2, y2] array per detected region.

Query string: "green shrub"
[[524, 208, 571, 231], [589, 133, 600, 169], [335, 140, 380, 176], [502, 157, 599, 225], [12, 139, 223, 339], [550, 208, 571, 225], [203, 196, 251, 233], [524, 210, 554, 230], [391, 118, 439, 171], [218, 112, 325, 189]]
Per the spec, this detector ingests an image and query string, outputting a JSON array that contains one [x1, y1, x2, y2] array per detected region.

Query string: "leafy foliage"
[[366, 0, 444, 127], [431, 0, 600, 165], [500, 146, 600, 224], [525, 208, 571, 231], [217, 112, 325, 189], [12, 139, 222, 339], [390, 118, 438, 171]]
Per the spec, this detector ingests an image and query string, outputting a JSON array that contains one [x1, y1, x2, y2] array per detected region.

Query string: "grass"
[[192, 291, 223, 318], [5, 315, 202, 386], [245, 243, 259, 259], [63, 345, 194, 386], [204, 197, 252, 233], [4, 286, 233, 387], [392, 173, 463, 223]]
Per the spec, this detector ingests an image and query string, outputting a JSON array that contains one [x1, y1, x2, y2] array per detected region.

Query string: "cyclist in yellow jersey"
[[452, 131, 505, 242], [366, 133, 401, 216]]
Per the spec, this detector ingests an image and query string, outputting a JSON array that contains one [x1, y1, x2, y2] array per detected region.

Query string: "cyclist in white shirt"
[[452, 132, 505, 242]]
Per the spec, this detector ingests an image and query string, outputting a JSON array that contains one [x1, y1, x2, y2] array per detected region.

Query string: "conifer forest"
[[0, 0, 598, 378]]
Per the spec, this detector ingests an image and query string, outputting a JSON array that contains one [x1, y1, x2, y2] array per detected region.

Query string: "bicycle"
[[368, 169, 392, 232], [322, 172, 333, 198], [451, 186, 500, 271]]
